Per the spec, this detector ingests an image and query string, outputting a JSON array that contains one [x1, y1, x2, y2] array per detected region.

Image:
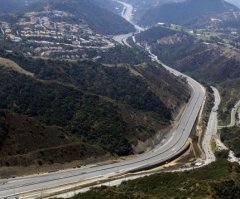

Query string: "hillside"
[[93, 0, 122, 13], [0, 0, 134, 35], [221, 127, 240, 157], [139, 0, 239, 26], [30, 0, 135, 35], [136, 25, 240, 124], [0, 46, 190, 171]]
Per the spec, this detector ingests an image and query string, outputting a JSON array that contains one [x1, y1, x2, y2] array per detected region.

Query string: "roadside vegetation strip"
[[63, 157, 240, 199]]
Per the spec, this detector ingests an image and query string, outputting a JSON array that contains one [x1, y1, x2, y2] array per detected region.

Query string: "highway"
[[115, 0, 144, 32], [112, 32, 133, 47], [112, 0, 134, 46], [0, 55, 205, 198], [112, 0, 144, 47], [0, 2, 206, 199], [0, 66, 205, 198], [0, 38, 206, 199]]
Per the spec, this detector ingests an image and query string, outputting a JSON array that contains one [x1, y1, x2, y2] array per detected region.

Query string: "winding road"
[[0, 1, 206, 199], [219, 100, 240, 129], [112, 0, 144, 47]]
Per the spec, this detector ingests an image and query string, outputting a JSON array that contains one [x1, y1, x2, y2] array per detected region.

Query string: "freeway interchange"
[[0, 1, 207, 199]]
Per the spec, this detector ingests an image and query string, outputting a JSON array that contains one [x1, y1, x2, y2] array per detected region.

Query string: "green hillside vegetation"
[[1, 45, 190, 114], [2, 56, 171, 119], [0, 67, 130, 156], [0, 64, 154, 165], [99, 46, 152, 65], [140, 0, 238, 26], [64, 158, 240, 199], [136, 26, 207, 72], [135, 26, 177, 43], [0, 111, 107, 168], [0, 45, 190, 169], [221, 127, 240, 157]]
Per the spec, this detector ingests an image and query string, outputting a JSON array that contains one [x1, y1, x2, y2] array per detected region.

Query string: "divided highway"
[[0, 2, 206, 198]]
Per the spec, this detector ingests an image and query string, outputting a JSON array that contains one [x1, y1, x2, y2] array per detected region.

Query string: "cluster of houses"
[[0, 10, 115, 59]]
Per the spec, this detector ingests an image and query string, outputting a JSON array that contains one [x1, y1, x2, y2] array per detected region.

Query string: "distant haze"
[[225, 0, 240, 8]]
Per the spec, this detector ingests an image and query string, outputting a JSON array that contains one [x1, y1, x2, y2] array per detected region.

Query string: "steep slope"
[[140, 0, 239, 26], [136, 26, 240, 82], [0, 46, 190, 169]]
